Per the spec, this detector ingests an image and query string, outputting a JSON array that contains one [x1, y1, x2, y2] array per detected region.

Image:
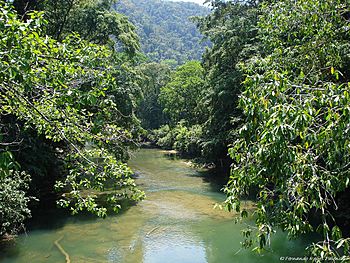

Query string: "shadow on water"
[[162, 150, 230, 193], [0, 197, 139, 261], [26, 197, 138, 232], [0, 240, 19, 259], [192, 169, 229, 193]]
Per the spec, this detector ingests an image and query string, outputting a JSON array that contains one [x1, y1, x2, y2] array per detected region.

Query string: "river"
[[0, 148, 310, 262]]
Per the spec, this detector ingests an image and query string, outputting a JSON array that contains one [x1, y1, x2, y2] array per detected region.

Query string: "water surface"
[[0, 148, 309, 262]]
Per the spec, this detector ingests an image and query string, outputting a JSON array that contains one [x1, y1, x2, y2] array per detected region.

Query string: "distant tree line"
[[113, 0, 210, 66]]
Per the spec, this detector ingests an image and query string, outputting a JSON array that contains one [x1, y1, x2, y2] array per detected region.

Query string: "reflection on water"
[[0, 148, 310, 262], [143, 229, 206, 263]]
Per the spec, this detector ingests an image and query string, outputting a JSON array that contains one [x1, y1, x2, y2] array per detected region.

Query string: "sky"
[[169, 0, 207, 6], [185, 0, 206, 4]]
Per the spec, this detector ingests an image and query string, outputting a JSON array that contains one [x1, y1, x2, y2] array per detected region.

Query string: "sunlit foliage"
[[0, 2, 144, 236], [224, 0, 350, 260]]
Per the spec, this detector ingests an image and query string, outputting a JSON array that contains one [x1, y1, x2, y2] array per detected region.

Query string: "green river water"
[[0, 148, 311, 263]]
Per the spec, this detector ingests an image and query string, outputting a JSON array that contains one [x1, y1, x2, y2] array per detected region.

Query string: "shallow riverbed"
[[0, 148, 310, 262]]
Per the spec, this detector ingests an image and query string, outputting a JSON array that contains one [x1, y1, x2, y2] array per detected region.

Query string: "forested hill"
[[113, 0, 210, 65]]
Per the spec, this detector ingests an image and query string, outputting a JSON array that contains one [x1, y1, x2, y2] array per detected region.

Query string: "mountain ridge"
[[113, 0, 210, 65]]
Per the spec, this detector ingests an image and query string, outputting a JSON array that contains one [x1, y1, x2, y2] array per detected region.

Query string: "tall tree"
[[11, 0, 140, 54], [196, 0, 259, 162], [114, 0, 210, 65], [158, 61, 206, 125], [136, 62, 171, 130], [0, 1, 144, 237], [225, 0, 350, 260]]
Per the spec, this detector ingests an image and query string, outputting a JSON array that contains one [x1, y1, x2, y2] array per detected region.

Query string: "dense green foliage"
[[136, 62, 171, 130], [149, 121, 203, 156], [0, 1, 144, 237], [2, 0, 350, 260], [147, 61, 206, 157], [149, 1, 259, 163], [148, 1, 258, 164], [12, 0, 140, 54], [113, 0, 210, 65], [196, 0, 259, 162], [159, 61, 205, 124], [218, 0, 350, 260], [0, 152, 33, 236]]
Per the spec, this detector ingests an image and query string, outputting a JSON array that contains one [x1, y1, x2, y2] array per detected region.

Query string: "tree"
[[113, 0, 210, 65], [196, 0, 259, 162], [0, 2, 144, 237], [136, 62, 171, 130], [225, 0, 350, 260], [0, 151, 33, 237], [11, 0, 140, 54], [159, 61, 206, 125]]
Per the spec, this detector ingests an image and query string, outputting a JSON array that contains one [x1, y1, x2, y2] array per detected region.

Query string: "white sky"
[[169, 0, 207, 6], [186, 0, 206, 4]]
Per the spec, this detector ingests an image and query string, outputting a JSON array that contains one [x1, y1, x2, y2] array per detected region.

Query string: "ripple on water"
[[143, 228, 207, 263]]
